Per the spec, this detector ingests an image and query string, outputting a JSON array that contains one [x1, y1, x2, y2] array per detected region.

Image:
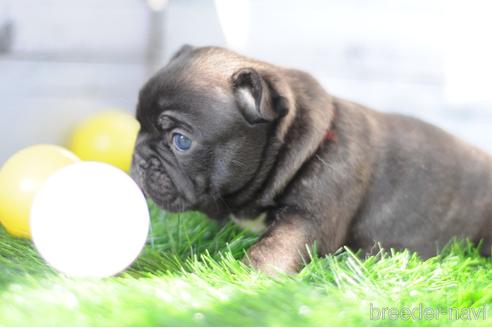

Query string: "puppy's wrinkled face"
[[131, 47, 277, 220]]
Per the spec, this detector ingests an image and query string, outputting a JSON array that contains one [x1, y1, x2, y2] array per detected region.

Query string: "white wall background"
[[0, 0, 491, 163]]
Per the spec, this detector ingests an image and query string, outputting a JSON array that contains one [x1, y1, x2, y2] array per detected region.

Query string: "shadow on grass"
[[123, 205, 258, 276]]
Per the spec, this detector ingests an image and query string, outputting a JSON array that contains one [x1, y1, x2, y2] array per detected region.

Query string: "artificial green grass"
[[0, 203, 491, 326]]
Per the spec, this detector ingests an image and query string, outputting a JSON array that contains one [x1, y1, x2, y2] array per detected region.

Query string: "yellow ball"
[[0, 145, 80, 238], [68, 110, 140, 172]]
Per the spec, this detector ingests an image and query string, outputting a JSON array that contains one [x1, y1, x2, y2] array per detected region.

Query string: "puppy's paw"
[[243, 244, 300, 276]]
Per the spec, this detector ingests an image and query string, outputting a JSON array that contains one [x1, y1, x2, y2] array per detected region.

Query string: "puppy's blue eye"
[[172, 133, 192, 151]]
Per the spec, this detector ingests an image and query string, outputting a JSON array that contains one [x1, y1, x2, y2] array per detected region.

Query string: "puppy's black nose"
[[133, 134, 156, 170]]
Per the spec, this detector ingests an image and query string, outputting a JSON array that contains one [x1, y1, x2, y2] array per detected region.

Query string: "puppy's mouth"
[[131, 158, 194, 213], [145, 180, 188, 212], [131, 150, 231, 220]]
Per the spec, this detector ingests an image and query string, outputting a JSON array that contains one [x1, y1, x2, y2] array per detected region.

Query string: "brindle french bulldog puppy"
[[131, 45, 492, 275]]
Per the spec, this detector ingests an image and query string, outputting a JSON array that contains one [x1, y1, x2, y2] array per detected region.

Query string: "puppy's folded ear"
[[170, 44, 194, 62], [232, 68, 290, 124]]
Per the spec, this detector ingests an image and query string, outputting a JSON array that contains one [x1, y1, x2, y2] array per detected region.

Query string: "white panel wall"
[[0, 0, 150, 163], [0, 0, 491, 164]]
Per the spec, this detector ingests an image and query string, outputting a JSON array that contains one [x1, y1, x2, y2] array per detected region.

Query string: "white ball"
[[30, 162, 150, 278]]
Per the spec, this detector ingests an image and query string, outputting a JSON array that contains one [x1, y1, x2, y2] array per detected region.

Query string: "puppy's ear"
[[232, 68, 289, 124], [170, 44, 194, 62]]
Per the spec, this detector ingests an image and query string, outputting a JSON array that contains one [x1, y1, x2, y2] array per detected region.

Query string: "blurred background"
[[1, 0, 492, 163]]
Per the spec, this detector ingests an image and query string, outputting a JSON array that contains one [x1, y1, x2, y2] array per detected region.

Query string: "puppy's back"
[[341, 101, 492, 257]]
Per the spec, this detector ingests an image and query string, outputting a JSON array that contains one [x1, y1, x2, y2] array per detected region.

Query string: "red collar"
[[324, 129, 336, 142], [324, 109, 337, 143]]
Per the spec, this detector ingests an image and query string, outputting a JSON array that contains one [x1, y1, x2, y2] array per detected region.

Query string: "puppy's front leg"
[[244, 212, 317, 275]]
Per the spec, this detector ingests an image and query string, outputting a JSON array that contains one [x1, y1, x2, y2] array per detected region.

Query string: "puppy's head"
[[131, 46, 293, 220]]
